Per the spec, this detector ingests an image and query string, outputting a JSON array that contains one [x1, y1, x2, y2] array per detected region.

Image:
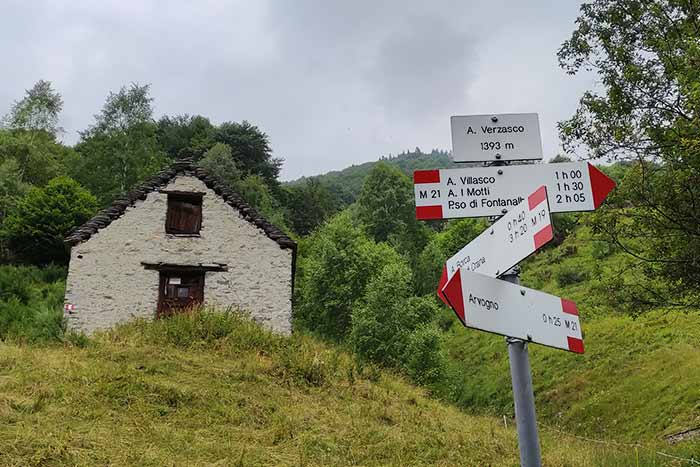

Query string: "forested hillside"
[[286, 148, 458, 204]]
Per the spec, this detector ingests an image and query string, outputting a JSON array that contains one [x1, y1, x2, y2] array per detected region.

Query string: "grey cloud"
[[0, 0, 587, 180], [367, 13, 476, 120]]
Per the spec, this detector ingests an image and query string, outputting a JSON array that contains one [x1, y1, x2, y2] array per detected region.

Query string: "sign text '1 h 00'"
[[450, 113, 543, 163], [437, 185, 554, 305], [413, 161, 616, 220], [441, 268, 584, 354]]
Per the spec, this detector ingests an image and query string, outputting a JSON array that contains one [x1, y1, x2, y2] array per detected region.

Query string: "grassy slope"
[[0, 311, 669, 467], [442, 214, 700, 449]]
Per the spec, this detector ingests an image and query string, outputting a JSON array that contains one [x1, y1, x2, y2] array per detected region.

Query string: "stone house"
[[63, 158, 296, 334]]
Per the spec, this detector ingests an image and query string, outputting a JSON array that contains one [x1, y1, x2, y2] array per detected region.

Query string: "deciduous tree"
[[70, 83, 167, 204], [214, 121, 282, 186], [2, 80, 63, 135], [559, 0, 700, 307], [356, 163, 432, 270]]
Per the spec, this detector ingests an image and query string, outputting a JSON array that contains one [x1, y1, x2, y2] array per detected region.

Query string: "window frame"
[[165, 192, 203, 235], [157, 270, 205, 317]]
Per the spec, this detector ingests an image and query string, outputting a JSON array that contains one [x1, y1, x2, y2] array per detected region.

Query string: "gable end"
[[64, 158, 296, 253]]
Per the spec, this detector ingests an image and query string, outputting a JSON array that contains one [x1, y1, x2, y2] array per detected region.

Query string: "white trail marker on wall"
[[441, 268, 584, 354], [451, 113, 543, 162], [413, 161, 616, 220]]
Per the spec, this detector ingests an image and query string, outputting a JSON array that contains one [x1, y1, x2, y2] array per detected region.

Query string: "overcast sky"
[[1, 0, 594, 180]]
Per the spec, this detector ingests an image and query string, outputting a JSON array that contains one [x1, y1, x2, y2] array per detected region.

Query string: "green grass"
[[444, 309, 700, 439], [0, 264, 66, 342], [0, 309, 689, 466]]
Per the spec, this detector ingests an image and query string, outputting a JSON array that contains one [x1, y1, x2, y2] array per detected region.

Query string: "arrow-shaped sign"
[[437, 185, 553, 305], [414, 162, 615, 219], [441, 268, 584, 354]]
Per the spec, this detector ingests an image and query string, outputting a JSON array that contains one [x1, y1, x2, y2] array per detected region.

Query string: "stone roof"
[[64, 158, 296, 252]]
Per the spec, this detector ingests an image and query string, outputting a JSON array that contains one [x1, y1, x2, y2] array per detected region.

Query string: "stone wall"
[[64, 176, 293, 334]]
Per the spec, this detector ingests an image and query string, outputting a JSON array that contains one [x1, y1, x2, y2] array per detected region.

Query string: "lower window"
[[157, 271, 204, 317]]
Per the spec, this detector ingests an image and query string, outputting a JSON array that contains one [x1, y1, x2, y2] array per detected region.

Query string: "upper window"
[[165, 193, 202, 234]]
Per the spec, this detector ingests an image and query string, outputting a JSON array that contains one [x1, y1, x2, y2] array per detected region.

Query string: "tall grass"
[[0, 264, 66, 342], [3, 308, 690, 466]]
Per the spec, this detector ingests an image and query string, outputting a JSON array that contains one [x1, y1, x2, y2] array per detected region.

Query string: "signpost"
[[413, 161, 616, 220], [441, 268, 584, 353], [451, 113, 543, 162], [413, 113, 616, 467]]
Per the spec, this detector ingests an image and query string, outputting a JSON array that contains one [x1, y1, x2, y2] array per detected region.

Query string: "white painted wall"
[[64, 176, 293, 334]]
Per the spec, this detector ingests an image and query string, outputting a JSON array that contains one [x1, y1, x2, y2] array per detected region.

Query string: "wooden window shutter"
[[166, 193, 203, 234]]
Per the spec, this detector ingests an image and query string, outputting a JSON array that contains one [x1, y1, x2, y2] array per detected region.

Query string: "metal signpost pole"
[[502, 272, 542, 467], [489, 155, 541, 467]]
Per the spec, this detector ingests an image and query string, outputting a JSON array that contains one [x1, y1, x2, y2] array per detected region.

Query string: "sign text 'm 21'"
[[437, 185, 554, 305], [441, 268, 584, 354], [413, 162, 616, 220]]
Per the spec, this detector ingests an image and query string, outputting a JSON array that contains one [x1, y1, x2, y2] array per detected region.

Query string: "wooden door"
[[157, 271, 204, 317]]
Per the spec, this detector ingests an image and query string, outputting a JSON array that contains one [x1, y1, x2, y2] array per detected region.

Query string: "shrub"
[[414, 218, 485, 296], [556, 265, 589, 286], [0, 266, 33, 303], [0, 299, 64, 343], [0, 264, 66, 342], [294, 211, 402, 339], [349, 263, 445, 384], [2, 176, 97, 263], [591, 240, 614, 259], [349, 261, 414, 367], [405, 325, 447, 385]]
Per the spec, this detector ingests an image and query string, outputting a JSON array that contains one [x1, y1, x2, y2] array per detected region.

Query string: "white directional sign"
[[441, 268, 584, 353], [446, 184, 552, 274], [414, 161, 616, 220], [436, 185, 553, 306], [451, 113, 543, 162]]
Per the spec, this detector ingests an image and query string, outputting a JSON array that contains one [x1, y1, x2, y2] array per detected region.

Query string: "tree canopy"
[[70, 83, 167, 204], [2, 80, 63, 135], [3, 177, 97, 264], [559, 0, 700, 307]]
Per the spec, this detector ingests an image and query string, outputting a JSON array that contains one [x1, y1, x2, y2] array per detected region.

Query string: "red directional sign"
[[441, 268, 584, 354], [414, 162, 616, 220]]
